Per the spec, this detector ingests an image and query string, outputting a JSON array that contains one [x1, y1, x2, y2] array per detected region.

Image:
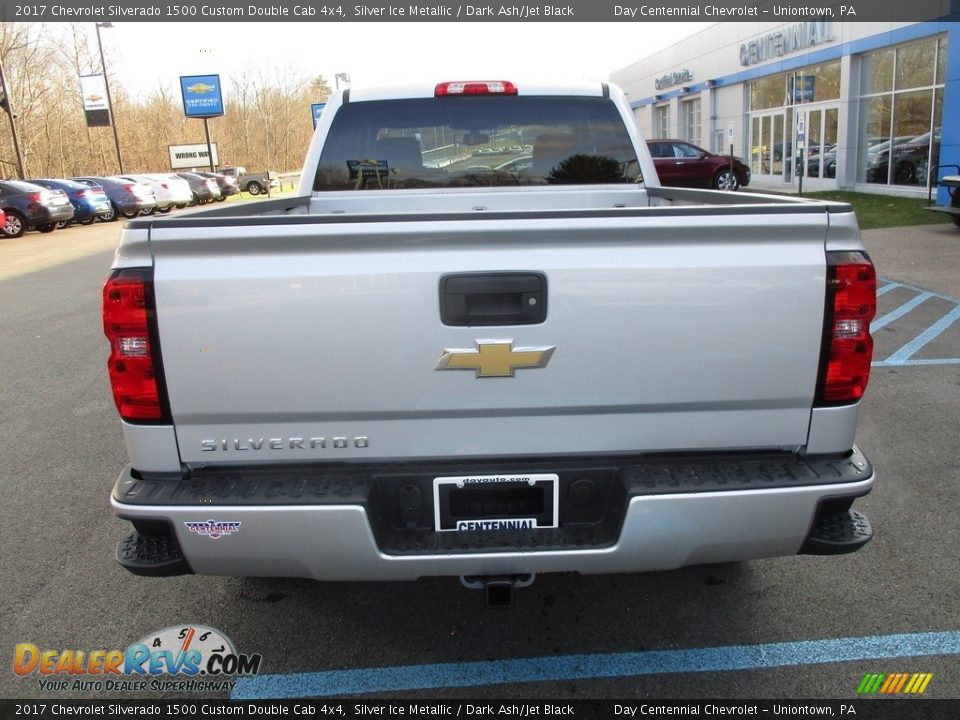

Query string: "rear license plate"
[[433, 473, 559, 532]]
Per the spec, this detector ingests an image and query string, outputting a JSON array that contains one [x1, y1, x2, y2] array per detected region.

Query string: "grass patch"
[[799, 190, 951, 230]]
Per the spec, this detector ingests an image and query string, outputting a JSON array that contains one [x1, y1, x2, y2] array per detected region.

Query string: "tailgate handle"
[[440, 272, 547, 326]]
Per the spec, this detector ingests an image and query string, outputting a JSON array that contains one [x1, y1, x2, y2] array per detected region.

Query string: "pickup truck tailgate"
[[148, 209, 828, 464]]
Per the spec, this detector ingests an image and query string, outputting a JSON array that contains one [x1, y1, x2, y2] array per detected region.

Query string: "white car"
[[114, 175, 178, 214], [142, 174, 193, 210]]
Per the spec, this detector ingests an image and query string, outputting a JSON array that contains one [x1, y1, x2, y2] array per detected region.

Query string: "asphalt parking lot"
[[1, 217, 958, 702]]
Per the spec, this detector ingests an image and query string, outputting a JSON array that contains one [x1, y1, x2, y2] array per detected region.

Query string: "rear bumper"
[[32, 205, 74, 224], [117, 199, 155, 214], [112, 449, 874, 580]]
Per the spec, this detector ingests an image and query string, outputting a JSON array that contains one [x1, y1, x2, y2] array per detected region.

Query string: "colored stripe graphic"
[[859, 672, 933, 694], [232, 630, 960, 699]]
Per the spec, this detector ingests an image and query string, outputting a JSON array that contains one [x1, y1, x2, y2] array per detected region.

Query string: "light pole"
[[0, 53, 26, 179], [95, 22, 124, 174]]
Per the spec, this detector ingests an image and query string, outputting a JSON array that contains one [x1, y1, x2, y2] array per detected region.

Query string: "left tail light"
[[102, 268, 171, 423]]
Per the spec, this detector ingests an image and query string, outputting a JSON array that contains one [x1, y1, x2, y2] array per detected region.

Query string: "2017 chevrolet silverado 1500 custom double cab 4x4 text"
[[105, 81, 876, 602]]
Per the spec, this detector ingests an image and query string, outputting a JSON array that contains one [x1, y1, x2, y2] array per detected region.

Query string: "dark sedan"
[[176, 172, 223, 205], [29, 178, 112, 225], [0, 180, 75, 237], [71, 176, 157, 221], [647, 139, 751, 191], [193, 171, 239, 199]]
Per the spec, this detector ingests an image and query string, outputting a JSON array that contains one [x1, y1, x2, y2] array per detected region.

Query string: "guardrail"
[[274, 172, 301, 193]]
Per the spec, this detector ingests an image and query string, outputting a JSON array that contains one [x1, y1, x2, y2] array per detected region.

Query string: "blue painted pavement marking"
[[871, 292, 934, 332], [872, 277, 960, 367], [882, 304, 960, 365], [876, 282, 902, 297], [231, 630, 960, 699], [876, 276, 960, 305]]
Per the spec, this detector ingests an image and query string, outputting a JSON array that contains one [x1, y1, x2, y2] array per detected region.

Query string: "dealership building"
[[611, 21, 958, 200]]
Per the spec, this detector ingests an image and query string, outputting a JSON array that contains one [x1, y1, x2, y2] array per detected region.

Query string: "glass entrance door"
[[750, 111, 787, 182], [794, 105, 839, 183]]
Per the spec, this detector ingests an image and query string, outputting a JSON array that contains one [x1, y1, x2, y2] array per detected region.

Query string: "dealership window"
[[681, 98, 701, 145], [858, 36, 946, 188], [748, 61, 840, 111], [654, 103, 671, 138]]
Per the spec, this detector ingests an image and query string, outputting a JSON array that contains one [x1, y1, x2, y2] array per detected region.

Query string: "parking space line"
[[881, 305, 960, 365], [230, 630, 960, 699], [871, 292, 934, 332], [873, 358, 960, 367], [876, 277, 960, 305], [876, 282, 902, 297]]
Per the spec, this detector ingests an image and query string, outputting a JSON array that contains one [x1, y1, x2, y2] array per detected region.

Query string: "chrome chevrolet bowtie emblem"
[[435, 340, 555, 378]]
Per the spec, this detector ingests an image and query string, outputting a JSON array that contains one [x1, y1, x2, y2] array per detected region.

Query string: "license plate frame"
[[432, 473, 559, 532]]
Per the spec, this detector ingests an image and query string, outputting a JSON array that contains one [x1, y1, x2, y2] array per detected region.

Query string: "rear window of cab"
[[313, 96, 642, 191]]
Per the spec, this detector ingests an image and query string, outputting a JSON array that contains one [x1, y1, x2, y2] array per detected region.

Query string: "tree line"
[[0, 22, 331, 179]]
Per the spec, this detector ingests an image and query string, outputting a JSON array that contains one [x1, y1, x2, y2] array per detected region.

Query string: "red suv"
[[647, 139, 751, 191]]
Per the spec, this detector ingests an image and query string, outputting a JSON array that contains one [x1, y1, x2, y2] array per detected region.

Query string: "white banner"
[[79, 74, 109, 112]]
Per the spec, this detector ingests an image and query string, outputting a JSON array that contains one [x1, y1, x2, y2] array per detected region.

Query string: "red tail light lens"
[[435, 80, 517, 97], [73, 189, 89, 198], [815, 251, 876, 406], [102, 269, 170, 422]]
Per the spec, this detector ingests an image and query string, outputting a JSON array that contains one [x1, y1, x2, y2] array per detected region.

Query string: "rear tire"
[[37, 223, 57, 233], [952, 215, 960, 228], [98, 204, 118, 222], [4, 210, 26, 238], [189, 193, 199, 207], [78, 217, 95, 225], [712, 168, 741, 191], [894, 161, 916, 185], [247, 181, 263, 195]]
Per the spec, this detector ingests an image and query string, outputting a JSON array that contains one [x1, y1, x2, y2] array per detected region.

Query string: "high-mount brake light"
[[102, 269, 170, 422], [815, 251, 877, 406], [435, 80, 518, 97]]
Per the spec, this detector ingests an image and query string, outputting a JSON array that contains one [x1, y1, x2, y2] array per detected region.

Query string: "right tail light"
[[815, 251, 877, 406]]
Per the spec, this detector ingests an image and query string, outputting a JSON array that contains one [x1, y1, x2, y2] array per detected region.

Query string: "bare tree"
[[0, 24, 328, 178]]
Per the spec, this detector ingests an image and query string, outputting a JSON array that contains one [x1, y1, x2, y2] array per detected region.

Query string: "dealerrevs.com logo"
[[14, 625, 262, 693]]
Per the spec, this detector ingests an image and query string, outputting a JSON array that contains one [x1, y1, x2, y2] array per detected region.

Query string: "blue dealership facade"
[[612, 21, 960, 203]]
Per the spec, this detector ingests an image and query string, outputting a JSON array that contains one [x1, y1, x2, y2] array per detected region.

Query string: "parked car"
[[175, 172, 222, 205], [864, 135, 921, 183], [0, 180, 75, 237], [29, 178, 112, 225], [218, 165, 279, 195], [886, 129, 940, 186], [646, 139, 751, 191], [71, 176, 157, 221], [114, 175, 178, 214], [193, 171, 239, 199], [495, 156, 534, 173], [806, 145, 838, 179], [142, 174, 193, 209]]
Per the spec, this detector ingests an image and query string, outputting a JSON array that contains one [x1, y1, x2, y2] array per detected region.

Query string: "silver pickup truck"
[[104, 80, 877, 603]]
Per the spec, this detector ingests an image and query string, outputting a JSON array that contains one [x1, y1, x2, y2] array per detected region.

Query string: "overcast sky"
[[89, 21, 713, 99]]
